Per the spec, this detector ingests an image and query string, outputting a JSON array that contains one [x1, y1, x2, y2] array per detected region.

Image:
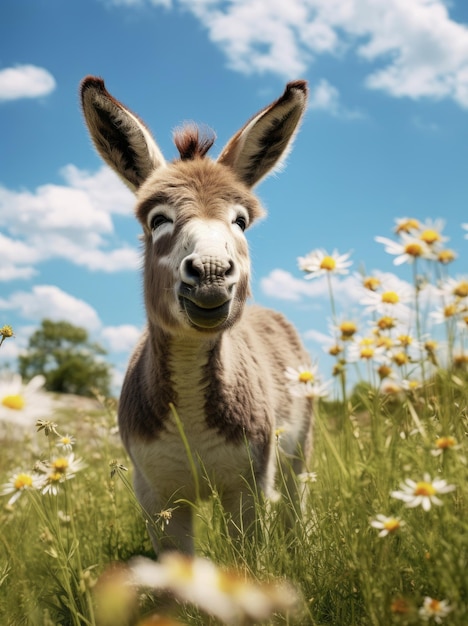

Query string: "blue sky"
[[1, 0, 468, 390]]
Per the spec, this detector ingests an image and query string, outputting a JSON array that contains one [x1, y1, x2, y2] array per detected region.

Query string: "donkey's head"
[[81, 78, 308, 335]]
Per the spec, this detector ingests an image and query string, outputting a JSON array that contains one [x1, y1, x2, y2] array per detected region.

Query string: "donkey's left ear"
[[218, 80, 308, 188], [80, 76, 166, 192]]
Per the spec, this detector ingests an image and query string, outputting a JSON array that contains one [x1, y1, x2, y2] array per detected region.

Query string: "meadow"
[[0, 217, 467, 625]]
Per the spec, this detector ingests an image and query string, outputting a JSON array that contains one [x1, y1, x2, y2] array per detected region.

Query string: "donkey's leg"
[[133, 469, 195, 555]]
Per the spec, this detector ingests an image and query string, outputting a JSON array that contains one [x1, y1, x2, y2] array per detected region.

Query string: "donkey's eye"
[[234, 215, 247, 232], [150, 213, 172, 231]]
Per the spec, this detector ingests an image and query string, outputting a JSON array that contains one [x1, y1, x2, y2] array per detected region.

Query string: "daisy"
[[439, 276, 468, 300], [463, 223, 468, 239], [360, 275, 413, 318], [419, 596, 452, 623], [347, 336, 386, 363], [394, 217, 420, 234], [285, 364, 331, 398], [362, 275, 381, 291], [41, 453, 86, 495], [129, 554, 299, 624], [56, 434, 76, 453], [375, 234, 433, 265], [417, 218, 448, 247], [391, 473, 455, 511], [370, 514, 405, 537], [430, 302, 463, 325], [297, 472, 318, 484], [298, 249, 352, 279], [431, 436, 461, 457], [1, 470, 44, 505], [437, 249, 457, 265], [0, 373, 53, 427]]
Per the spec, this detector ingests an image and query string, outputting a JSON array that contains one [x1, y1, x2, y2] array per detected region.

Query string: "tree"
[[19, 319, 111, 397]]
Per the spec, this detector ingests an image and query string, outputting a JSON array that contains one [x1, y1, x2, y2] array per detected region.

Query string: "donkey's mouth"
[[179, 296, 231, 329]]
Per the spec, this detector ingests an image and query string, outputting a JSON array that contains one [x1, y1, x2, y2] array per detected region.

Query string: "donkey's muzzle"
[[178, 253, 239, 329]]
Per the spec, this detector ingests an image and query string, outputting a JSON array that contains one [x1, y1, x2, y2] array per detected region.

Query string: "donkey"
[[80, 76, 312, 554]]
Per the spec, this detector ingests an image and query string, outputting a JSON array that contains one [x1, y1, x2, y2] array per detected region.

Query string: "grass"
[[0, 218, 467, 624], [0, 378, 466, 625]]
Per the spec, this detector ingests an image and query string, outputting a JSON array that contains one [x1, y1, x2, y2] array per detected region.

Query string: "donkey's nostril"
[[181, 257, 203, 285], [225, 260, 235, 277]]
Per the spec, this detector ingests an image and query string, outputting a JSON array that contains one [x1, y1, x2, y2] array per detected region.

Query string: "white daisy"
[[360, 275, 413, 318], [41, 453, 86, 495], [298, 249, 352, 279], [419, 596, 452, 623], [391, 473, 455, 511], [370, 514, 405, 537], [0, 373, 53, 428], [285, 364, 331, 398], [1, 470, 44, 505], [128, 554, 299, 624], [375, 234, 433, 265]]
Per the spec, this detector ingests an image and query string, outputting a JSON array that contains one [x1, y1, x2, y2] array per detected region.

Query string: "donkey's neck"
[[149, 326, 219, 419]]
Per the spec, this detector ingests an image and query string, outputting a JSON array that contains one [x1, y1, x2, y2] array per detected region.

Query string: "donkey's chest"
[[129, 415, 254, 501]]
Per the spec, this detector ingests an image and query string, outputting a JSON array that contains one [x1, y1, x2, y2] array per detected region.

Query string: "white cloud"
[[101, 324, 141, 352], [0, 165, 139, 281], [173, 0, 468, 109], [309, 79, 363, 118], [0, 65, 56, 102], [0, 285, 102, 331]]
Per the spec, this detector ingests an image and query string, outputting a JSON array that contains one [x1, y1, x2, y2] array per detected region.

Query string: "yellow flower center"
[[339, 321, 357, 338], [298, 370, 314, 383], [363, 276, 381, 291], [454, 281, 468, 298], [360, 347, 375, 359], [376, 336, 393, 349], [328, 344, 342, 356], [435, 436, 456, 450], [383, 518, 400, 532], [395, 218, 420, 233], [425, 340, 438, 353], [320, 256, 336, 271], [377, 316, 396, 330], [381, 291, 399, 304], [414, 481, 436, 497], [52, 458, 69, 473], [437, 249, 456, 264], [404, 242, 423, 257], [49, 472, 63, 483], [60, 437, 72, 445], [420, 229, 440, 244], [378, 365, 392, 379], [1, 394, 25, 410], [429, 599, 441, 613], [444, 303, 458, 318], [393, 351, 409, 366], [14, 473, 33, 490], [398, 334, 412, 346]]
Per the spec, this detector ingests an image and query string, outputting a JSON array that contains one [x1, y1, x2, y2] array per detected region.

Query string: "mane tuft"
[[173, 123, 216, 160]]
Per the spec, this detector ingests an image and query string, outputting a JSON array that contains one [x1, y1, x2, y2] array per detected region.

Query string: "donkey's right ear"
[[80, 76, 166, 191]]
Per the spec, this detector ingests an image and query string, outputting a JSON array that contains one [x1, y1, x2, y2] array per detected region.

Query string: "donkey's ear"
[[80, 76, 166, 191], [218, 80, 308, 188]]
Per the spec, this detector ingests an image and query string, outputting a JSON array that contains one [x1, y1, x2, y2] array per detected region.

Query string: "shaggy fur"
[[80, 76, 312, 554]]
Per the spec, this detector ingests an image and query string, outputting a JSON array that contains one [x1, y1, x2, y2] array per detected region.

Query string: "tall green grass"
[[0, 378, 466, 625]]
